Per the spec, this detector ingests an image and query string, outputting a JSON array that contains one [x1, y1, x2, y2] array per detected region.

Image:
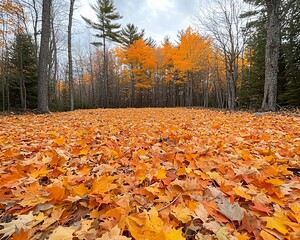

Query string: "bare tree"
[[37, 0, 51, 113], [193, 0, 247, 109]]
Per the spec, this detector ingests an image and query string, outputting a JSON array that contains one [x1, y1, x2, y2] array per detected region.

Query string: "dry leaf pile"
[[0, 108, 300, 240]]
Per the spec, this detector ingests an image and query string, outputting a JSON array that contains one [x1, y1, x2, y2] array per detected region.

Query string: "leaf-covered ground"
[[0, 108, 300, 240]]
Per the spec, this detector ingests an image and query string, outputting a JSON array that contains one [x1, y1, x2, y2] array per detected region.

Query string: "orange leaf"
[[53, 136, 65, 146], [90, 175, 118, 195], [260, 230, 278, 240], [11, 228, 29, 240]]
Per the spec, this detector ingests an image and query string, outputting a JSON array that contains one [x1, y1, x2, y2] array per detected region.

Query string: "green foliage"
[[239, 0, 300, 108], [82, 0, 122, 44], [278, 0, 300, 106], [8, 33, 38, 110], [239, 15, 266, 109], [120, 23, 145, 47]]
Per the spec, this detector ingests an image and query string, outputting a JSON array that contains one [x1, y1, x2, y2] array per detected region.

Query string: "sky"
[[75, 0, 199, 45]]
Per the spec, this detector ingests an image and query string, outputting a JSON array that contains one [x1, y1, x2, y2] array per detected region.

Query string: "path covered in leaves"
[[0, 108, 300, 239]]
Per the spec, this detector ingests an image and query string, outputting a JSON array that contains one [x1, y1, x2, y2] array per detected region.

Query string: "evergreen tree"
[[239, 20, 266, 109], [82, 0, 122, 107], [120, 23, 145, 48], [10, 33, 38, 110], [241, 0, 299, 109], [278, 0, 300, 106]]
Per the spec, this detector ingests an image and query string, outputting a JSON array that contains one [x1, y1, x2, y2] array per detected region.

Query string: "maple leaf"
[[46, 185, 68, 203], [97, 225, 131, 240], [171, 206, 192, 223], [90, 175, 118, 195], [74, 219, 97, 240], [48, 226, 77, 240], [165, 228, 185, 240], [53, 136, 66, 146], [192, 203, 209, 222], [125, 213, 145, 239], [1, 108, 300, 239], [216, 227, 231, 240], [0, 212, 34, 239], [11, 228, 29, 240], [144, 208, 165, 237], [233, 186, 252, 200], [217, 197, 245, 223], [259, 230, 278, 240], [250, 199, 273, 214]]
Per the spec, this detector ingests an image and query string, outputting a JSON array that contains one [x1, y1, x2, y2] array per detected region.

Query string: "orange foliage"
[[116, 39, 156, 88], [0, 109, 300, 239], [173, 27, 212, 74]]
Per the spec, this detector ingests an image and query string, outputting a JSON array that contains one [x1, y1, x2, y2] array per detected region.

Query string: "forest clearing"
[[0, 108, 300, 239]]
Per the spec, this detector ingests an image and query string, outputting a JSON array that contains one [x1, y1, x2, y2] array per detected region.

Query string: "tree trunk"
[[37, 0, 51, 113], [68, 0, 75, 111], [262, 0, 281, 111]]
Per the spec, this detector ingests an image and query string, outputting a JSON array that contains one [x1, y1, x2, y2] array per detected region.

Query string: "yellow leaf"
[[216, 227, 230, 240], [48, 226, 77, 240], [72, 184, 89, 197], [34, 212, 45, 221], [29, 167, 50, 179], [165, 228, 185, 240], [233, 186, 252, 200], [145, 208, 164, 238], [265, 217, 288, 235], [79, 147, 89, 155], [172, 207, 191, 223]]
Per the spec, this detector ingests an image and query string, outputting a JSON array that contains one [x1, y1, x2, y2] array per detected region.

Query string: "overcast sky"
[[75, 0, 199, 45]]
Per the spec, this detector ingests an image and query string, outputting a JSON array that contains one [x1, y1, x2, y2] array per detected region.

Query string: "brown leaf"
[[217, 197, 245, 223]]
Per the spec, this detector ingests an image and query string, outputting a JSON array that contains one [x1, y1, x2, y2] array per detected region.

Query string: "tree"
[[194, 0, 247, 109], [120, 23, 145, 47], [173, 27, 212, 106], [278, 0, 300, 106], [68, 0, 75, 111], [10, 33, 38, 110], [261, 0, 281, 111], [82, 0, 122, 108], [37, 0, 52, 113]]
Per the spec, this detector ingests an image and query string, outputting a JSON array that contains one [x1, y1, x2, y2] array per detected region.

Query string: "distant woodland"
[[0, 0, 299, 113]]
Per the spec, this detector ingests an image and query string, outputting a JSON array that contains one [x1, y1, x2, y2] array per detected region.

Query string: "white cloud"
[[76, 0, 198, 45]]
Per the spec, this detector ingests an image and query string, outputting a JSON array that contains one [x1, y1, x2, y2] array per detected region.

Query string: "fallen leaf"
[[192, 203, 209, 222], [90, 175, 118, 195], [48, 226, 77, 240], [0, 212, 34, 239], [97, 225, 130, 240], [217, 197, 245, 223]]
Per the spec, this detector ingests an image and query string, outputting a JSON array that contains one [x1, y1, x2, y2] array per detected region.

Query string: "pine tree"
[[82, 0, 122, 108], [120, 23, 145, 48], [278, 0, 300, 106], [10, 34, 38, 110]]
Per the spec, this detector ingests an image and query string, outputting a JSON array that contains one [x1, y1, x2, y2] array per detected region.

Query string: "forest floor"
[[0, 108, 300, 240]]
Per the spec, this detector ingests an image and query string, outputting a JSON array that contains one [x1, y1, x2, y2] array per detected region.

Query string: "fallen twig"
[[158, 193, 182, 212]]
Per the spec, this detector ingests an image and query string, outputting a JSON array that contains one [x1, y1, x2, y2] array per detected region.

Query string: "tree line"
[[0, 0, 299, 113]]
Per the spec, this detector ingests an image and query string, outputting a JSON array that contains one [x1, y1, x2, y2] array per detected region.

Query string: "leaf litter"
[[0, 108, 300, 239]]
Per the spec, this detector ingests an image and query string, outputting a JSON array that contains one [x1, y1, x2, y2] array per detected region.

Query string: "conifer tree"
[[82, 0, 122, 107]]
